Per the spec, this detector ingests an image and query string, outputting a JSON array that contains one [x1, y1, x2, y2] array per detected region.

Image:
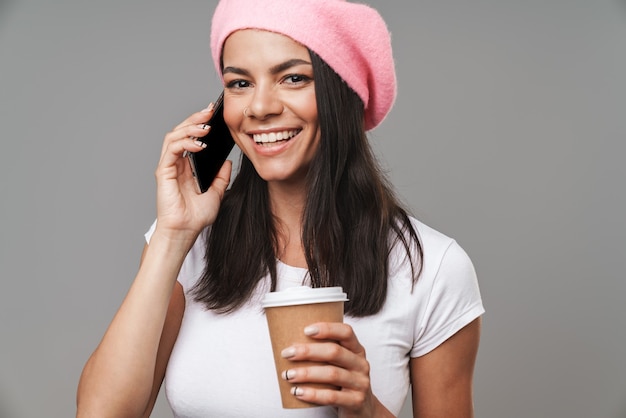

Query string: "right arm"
[[76, 239, 187, 418], [76, 105, 232, 418]]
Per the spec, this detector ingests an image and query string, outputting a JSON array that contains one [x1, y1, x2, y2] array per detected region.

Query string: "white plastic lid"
[[261, 286, 348, 308]]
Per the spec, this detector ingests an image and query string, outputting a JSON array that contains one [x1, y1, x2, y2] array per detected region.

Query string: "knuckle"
[[353, 391, 366, 407], [357, 374, 370, 391], [328, 343, 342, 358], [327, 367, 341, 382], [361, 359, 370, 375], [298, 367, 309, 380], [163, 130, 177, 142], [325, 390, 339, 404], [295, 344, 310, 357], [342, 323, 355, 338]]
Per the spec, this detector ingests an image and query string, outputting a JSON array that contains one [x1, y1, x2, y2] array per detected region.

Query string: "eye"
[[225, 79, 251, 90], [283, 74, 312, 85]]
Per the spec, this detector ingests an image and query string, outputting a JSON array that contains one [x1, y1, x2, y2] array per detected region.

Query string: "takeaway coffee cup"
[[262, 286, 348, 408]]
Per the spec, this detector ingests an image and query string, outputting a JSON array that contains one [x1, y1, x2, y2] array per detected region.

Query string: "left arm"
[[410, 317, 482, 418]]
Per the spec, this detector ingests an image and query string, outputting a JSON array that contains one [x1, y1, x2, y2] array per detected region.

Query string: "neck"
[[268, 180, 306, 222], [268, 181, 307, 268]]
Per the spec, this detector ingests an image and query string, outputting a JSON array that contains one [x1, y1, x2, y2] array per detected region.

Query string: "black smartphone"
[[187, 92, 235, 193]]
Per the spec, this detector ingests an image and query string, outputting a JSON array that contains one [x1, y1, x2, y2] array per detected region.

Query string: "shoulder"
[[390, 216, 474, 279], [414, 218, 475, 279], [389, 217, 484, 356]]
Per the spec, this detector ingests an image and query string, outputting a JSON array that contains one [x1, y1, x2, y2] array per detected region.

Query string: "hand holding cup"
[[262, 286, 348, 409]]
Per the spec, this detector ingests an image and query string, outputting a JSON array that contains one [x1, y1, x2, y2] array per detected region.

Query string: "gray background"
[[1, 0, 624, 417]]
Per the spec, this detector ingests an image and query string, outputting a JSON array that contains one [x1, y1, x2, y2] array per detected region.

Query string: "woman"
[[77, 0, 484, 417]]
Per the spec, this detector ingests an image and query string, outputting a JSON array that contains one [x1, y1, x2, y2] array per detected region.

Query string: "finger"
[[157, 137, 207, 175], [304, 322, 366, 357], [158, 103, 215, 161], [282, 364, 369, 392], [173, 103, 215, 131], [160, 123, 212, 161], [290, 385, 367, 410], [281, 341, 368, 374]]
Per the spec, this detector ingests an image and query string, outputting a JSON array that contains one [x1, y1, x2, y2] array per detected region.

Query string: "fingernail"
[[281, 369, 296, 380], [281, 347, 296, 358], [198, 123, 210, 130], [201, 102, 215, 113], [194, 140, 207, 148], [291, 386, 304, 396], [304, 325, 319, 336]]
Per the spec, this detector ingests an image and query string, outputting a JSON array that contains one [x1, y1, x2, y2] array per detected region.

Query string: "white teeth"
[[253, 130, 299, 143]]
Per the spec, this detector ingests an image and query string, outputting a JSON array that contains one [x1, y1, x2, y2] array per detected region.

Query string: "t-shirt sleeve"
[[411, 240, 485, 357], [144, 219, 157, 244]]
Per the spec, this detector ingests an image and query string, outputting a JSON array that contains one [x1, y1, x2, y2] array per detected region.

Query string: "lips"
[[252, 129, 301, 144]]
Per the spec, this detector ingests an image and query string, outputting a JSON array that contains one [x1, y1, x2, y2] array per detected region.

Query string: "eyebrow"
[[223, 58, 312, 77]]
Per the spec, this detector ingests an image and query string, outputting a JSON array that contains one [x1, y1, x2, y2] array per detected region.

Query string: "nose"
[[245, 84, 284, 120]]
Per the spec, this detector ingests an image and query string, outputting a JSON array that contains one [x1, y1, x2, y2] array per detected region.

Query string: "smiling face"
[[221, 29, 320, 187]]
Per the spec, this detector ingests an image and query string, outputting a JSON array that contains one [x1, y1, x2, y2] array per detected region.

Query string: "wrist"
[[149, 226, 200, 255]]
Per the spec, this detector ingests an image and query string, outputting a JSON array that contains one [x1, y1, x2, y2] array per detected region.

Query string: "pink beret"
[[210, 0, 397, 131]]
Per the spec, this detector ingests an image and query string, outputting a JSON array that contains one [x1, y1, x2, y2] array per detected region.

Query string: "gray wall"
[[1, 1, 624, 417]]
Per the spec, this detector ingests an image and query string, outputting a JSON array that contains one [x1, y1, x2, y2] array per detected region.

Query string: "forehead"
[[222, 29, 311, 68]]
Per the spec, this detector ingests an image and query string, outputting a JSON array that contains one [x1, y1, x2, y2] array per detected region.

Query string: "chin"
[[254, 166, 308, 185]]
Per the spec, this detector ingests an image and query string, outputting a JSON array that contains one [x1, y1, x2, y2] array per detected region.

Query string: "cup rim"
[[261, 286, 348, 308]]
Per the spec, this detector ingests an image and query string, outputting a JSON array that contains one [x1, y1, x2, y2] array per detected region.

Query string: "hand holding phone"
[[187, 92, 235, 193]]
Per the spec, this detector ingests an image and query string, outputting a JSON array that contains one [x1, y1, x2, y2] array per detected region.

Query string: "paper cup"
[[262, 286, 348, 408]]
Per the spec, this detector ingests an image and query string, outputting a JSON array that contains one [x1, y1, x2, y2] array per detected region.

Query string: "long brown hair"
[[192, 50, 422, 317]]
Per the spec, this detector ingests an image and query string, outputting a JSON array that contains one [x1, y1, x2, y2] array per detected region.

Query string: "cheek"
[[307, 99, 319, 126], [293, 93, 318, 124], [222, 103, 242, 129], [221, 102, 245, 150]]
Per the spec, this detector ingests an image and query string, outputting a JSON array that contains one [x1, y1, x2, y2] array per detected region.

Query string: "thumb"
[[208, 160, 233, 201]]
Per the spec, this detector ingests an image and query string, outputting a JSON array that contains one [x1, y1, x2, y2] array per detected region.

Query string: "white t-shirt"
[[145, 217, 484, 417]]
